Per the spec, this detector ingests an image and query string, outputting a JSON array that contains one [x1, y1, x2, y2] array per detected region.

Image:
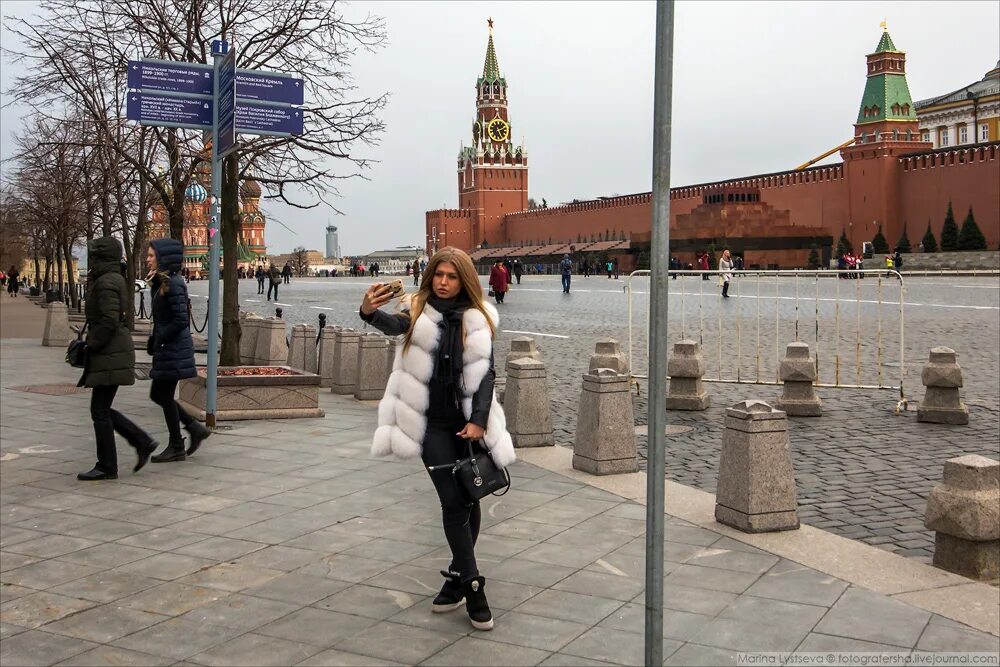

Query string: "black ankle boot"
[[151, 439, 186, 463], [464, 576, 493, 630], [78, 466, 118, 481], [133, 440, 159, 473], [432, 570, 465, 613], [185, 422, 211, 456]]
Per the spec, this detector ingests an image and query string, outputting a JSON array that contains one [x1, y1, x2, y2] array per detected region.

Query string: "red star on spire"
[[487, 17, 494, 30]]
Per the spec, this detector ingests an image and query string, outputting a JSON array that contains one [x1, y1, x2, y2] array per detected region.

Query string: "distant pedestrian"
[[613, 258, 620, 279], [412, 259, 421, 286], [282, 262, 292, 284], [7, 266, 19, 297], [255, 266, 265, 294], [698, 252, 710, 280], [734, 255, 744, 271], [560, 254, 573, 293], [267, 263, 281, 300], [719, 249, 733, 298], [145, 239, 211, 463], [489, 260, 509, 304], [582, 260, 590, 278], [893, 250, 902, 273], [512, 259, 523, 285], [78, 237, 157, 481], [605, 260, 613, 279]]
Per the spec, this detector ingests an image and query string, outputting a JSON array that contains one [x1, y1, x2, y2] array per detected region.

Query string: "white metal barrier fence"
[[625, 269, 909, 411]]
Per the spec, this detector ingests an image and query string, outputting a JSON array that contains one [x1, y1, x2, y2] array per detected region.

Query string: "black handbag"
[[428, 439, 511, 503], [66, 323, 88, 368]]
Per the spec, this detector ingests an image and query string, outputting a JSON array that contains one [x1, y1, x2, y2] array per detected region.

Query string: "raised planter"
[[177, 366, 325, 421]]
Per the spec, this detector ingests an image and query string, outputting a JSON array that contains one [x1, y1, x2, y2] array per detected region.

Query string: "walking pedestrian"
[[255, 265, 265, 294], [613, 258, 620, 279], [893, 250, 902, 273], [77, 237, 158, 480], [7, 266, 19, 297], [719, 249, 733, 298], [145, 239, 211, 463], [605, 260, 613, 279], [582, 260, 590, 278], [267, 263, 280, 301], [512, 258, 523, 285], [359, 247, 514, 631], [559, 254, 573, 293], [282, 262, 292, 284], [489, 260, 509, 304], [412, 259, 421, 286], [699, 252, 711, 280]]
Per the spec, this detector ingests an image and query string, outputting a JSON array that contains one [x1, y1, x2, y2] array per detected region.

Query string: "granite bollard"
[[500, 337, 542, 404], [666, 340, 710, 410], [239, 314, 263, 365], [287, 324, 318, 373], [572, 368, 638, 475], [775, 342, 822, 416], [42, 301, 71, 346], [917, 347, 970, 425], [715, 400, 800, 533], [505, 358, 554, 447], [924, 455, 999, 580], [331, 328, 362, 395], [354, 333, 392, 400], [254, 317, 289, 366], [588, 338, 629, 375], [317, 325, 341, 388]]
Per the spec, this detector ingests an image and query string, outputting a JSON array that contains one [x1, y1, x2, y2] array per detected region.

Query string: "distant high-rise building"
[[325, 225, 341, 259]]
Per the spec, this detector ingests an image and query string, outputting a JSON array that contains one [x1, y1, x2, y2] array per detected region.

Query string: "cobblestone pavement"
[[185, 275, 1000, 563], [2, 337, 997, 665]]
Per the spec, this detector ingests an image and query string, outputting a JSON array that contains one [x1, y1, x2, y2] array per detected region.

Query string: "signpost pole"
[[205, 40, 228, 428], [645, 2, 675, 666]]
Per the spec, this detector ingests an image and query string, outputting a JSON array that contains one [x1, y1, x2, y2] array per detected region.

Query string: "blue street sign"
[[127, 60, 212, 97], [236, 102, 304, 136], [236, 71, 304, 106], [211, 39, 229, 56], [217, 48, 237, 156], [127, 92, 212, 129]]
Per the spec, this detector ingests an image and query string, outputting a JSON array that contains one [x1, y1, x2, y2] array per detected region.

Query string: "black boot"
[[464, 576, 493, 630], [432, 570, 465, 613], [151, 438, 186, 463], [78, 466, 117, 481], [185, 422, 211, 456], [133, 439, 159, 473]]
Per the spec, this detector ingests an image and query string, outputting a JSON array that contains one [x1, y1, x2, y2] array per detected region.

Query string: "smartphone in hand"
[[384, 279, 404, 299]]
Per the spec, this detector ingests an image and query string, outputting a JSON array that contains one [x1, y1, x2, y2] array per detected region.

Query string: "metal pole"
[[205, 40, 227, 428], [645, 2, 674, 665]]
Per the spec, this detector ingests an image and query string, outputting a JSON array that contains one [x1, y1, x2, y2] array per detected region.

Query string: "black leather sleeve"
[[359, 308, 411, 336], [469, 351, 496, 428]]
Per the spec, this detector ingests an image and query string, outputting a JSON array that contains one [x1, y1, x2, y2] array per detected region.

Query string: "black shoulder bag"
[[427, 439, 511, 503], [66, 323, 89, 368]]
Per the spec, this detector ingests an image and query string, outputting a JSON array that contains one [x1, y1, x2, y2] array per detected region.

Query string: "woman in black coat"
[[146, 239, 210, 462], [78, 237, 158, 480]]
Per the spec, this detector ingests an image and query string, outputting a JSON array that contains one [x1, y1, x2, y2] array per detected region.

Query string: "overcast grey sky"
[[2, 1, 998, 256]]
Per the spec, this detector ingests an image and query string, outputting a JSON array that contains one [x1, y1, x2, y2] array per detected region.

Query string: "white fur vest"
[[371, 302, 516, 468]]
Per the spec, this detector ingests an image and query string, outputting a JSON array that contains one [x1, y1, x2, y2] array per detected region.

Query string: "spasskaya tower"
[[426, 19, 528, 254]]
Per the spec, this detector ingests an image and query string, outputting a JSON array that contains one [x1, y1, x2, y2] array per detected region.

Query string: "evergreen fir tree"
[[921, 220, 938, 253], [836, 229, 853, 256], [871, 225, 890, 254], [896, 225, 912, 253], [807, 244, 821, 269], [940, 202, 959, 251], [958, 207, 987, 251]]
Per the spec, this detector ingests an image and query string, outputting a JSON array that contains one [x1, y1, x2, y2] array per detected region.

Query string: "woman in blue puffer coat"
[[146, 239, 210, 462]]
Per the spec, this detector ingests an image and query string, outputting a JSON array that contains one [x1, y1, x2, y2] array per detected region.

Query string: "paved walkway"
[[1, 300, 997, 665]]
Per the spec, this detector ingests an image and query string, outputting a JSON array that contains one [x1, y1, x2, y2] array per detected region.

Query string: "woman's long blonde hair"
[[403, 247, 495, 351]]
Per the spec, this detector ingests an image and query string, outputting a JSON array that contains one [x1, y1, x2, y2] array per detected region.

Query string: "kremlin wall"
[[426, 27, 999, 270]]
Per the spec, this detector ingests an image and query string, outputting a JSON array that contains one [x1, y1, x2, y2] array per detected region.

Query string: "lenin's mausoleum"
[[426, 26, 999, 269]]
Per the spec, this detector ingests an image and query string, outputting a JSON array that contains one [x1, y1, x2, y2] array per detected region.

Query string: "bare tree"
[[290, 246, 310, 277]]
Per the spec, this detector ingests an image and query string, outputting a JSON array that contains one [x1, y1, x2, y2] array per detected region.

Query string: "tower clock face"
[[487, 118, 510, 142]]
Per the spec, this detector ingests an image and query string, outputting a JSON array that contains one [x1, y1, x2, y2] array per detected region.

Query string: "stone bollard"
[[317, 325, 341, 388], [588, 338, 629, 375], [666, 340, 710, 410], [501, 337, 542, 404], [331, 328, 362, 395], [924, 455, 999, 580], [354, 333, 392, 400], [42, 301, 71, 346], [715, 400, 799, 533], [917, 347, 969, 425], [572, 368, 638, 475], [240, 314, 263, 365], [505, 358, 554, 447], [254, 317, 288, 366], [775, 342, 822, 416], [287, 324, 318, 373]]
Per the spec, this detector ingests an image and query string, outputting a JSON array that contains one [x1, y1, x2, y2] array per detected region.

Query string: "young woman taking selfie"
[[359, 247, 515, 631]]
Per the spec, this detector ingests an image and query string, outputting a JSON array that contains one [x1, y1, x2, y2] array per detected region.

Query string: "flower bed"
[[177, 365, 325, 421]]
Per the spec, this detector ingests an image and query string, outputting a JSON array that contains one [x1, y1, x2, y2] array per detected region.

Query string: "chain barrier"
[[188, 297, 209, 334]]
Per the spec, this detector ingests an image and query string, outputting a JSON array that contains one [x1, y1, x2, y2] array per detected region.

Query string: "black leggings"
[[422, 423, 481, 581], [91, 385, 151, 473], [150, 378, 196, 443]]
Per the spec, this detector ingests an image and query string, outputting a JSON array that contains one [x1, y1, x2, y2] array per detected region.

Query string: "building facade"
[[362, 246, 425, 274], [425, 26, 999, 269], [915, 61, 1000, 148]]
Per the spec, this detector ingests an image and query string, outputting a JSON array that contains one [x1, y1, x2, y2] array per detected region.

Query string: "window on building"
[[940, 128, 949, 147], [980, 124, 990, 142], [959, 126, 968, 144], [921, 130, 930, 142]]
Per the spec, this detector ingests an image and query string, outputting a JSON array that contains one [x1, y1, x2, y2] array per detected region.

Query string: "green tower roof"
[[874, 30, 898, 53], [477, 23, 504, 86], [856, 30, 915, 125]]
